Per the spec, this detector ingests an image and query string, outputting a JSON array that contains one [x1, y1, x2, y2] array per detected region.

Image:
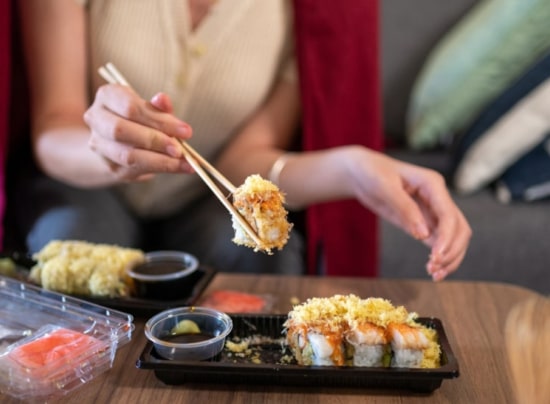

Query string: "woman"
[[16, 0, 471, 279]]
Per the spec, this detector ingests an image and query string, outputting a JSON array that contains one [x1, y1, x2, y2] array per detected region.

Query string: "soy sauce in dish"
[[133, 260, 186, 276], [162, 333, 214, 343]]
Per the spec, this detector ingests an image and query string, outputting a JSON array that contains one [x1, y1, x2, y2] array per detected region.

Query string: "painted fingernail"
[[151, 93, 162, 105], [430, 251, 441, 264], [432, 270, 446, 282], [167, 145, 181, 158], [413, 223, 429, 240], [427, 262, 438, 275], [180, 161, 193, 172], [176, 123, 190, 137]]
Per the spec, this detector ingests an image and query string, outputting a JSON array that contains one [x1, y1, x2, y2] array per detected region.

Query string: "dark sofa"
[[378, 0, 549, 294]]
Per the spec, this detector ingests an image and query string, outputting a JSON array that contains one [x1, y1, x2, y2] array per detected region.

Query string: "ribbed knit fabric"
[[85, 0, 294, 217], [0, 0, 11, 249], [293, 0, 383, 277]]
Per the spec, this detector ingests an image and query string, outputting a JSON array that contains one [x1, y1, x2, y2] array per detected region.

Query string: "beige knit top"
[[80, 0, 295, 217]]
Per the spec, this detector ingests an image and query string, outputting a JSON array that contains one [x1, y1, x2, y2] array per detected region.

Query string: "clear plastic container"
[[0, 276, 134, 401], [145, 307, 232, 361]]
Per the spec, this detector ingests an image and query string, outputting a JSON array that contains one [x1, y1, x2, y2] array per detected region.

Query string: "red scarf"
[[0, 0, 11, 249], [292, 0, 383, 277]]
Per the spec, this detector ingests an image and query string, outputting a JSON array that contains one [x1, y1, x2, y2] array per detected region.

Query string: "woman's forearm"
[[34, 126, 115, 188], [216, 145, 359, 209], [275, 146, 360, 209]]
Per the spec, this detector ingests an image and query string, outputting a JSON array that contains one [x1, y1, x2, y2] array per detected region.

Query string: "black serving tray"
[[136, 315, 459, 393], [71, 266, 216, 317], [0, 251, 216, 317]]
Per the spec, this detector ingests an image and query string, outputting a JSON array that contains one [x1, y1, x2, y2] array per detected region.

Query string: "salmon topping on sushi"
[[386, 323, 430, 350], [346, 322, 388, 346]]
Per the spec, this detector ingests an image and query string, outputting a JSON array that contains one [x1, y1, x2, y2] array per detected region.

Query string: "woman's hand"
[[19, 1, 195, 186], [84, 85, 194, 182], [347, 147, 472, 281]]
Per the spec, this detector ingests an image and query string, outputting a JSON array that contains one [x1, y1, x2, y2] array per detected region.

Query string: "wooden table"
[[2, 274, 543, 403]]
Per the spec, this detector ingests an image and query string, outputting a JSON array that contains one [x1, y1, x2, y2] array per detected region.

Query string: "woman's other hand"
[[347, 147, 472, 281]]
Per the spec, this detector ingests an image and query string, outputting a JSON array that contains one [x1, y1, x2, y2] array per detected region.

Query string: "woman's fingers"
[[84, 85, 195, 178], [86, 105, 182, 158], [388, 160, 472, 281], [426, 209, 471, 279], [89, 134, 192, 180], [93, 85, 191, 141], [429, 244, 468, 281], [352, 149, 472, 281], [422, 187, 471, 264]]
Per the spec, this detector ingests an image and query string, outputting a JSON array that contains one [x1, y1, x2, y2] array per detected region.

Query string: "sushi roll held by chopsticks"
[[231, 174, 293, 254]]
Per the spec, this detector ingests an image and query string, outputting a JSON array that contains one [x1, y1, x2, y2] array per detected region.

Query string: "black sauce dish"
[[128, 251, 199, 300]]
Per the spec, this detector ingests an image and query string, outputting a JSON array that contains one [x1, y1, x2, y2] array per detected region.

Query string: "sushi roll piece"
[[287, 327, 346, 366], [345, 322, 390, 367], [231, 174, 292, 254], [343, 296, 407, 367], [387, 322, 430, 368], [284, 295, 349, 366]]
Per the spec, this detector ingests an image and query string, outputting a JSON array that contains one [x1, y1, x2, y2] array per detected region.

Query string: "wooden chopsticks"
[[97, 63, 263, 247]]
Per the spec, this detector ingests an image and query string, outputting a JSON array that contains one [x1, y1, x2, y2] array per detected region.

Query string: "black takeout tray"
[[136, 315, 459, 393], [70, 266, 216, 317], [0, 251, 216, 317]]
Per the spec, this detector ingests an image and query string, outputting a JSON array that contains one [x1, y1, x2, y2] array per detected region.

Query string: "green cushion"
[[407, 0, 550, 150]]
